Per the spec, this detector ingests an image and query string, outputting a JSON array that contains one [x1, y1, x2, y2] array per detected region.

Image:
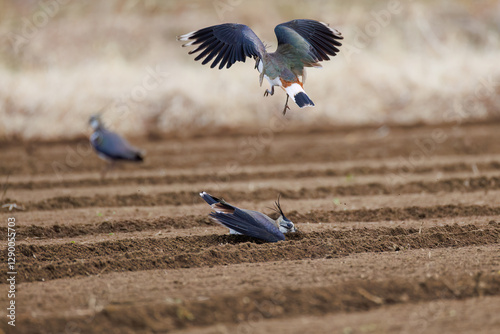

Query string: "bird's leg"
[[101, 160, 115, 180], [100, 165, 108, 180], [282, 95, 290, 115], [264, 86, 274, 97]]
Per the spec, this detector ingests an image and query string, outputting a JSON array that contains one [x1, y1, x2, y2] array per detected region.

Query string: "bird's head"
[[89, 114, 103, 130], [273, 195, 297, 234]]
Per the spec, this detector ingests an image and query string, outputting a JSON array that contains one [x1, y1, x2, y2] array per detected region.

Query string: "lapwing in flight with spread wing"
[[178, 19, 343, 114]]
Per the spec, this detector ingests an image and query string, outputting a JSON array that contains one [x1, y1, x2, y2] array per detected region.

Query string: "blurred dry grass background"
[[0, 0, 499, 140]]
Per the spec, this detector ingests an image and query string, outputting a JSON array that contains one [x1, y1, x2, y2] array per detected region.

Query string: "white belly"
[[257, 59, 281, 88], [264, 74, 281, 87]]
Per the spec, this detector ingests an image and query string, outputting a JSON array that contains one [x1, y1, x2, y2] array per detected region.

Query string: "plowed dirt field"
[[1, 122, 499, 333]]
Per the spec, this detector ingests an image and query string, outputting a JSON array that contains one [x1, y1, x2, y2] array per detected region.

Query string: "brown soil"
[[1, 122, 499, 333]]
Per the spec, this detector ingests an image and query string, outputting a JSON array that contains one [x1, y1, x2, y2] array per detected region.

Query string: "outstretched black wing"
[[274, 19, 343, 65], [178, 23, 266, 69]]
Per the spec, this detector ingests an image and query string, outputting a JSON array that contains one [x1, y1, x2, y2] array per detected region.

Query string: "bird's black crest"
[[273, 194, 285, 217]]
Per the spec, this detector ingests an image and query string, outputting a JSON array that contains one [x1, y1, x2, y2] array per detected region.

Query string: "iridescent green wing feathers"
[[274, 19, 343, 68]]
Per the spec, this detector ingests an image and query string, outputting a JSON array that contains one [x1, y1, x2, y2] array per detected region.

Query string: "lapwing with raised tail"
[[178, 19, 343, 114], [200, 191, 297, 242]]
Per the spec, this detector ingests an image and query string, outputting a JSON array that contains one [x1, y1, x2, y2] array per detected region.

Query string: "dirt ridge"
[[3, 205, 500, 241], [4, 122, 500, 333], [12, 273, 500, 334], [3, 121, 500, 176], [4, 175, 499, 211], [8, 223, 499, 283], [7, 161, 500, 190]]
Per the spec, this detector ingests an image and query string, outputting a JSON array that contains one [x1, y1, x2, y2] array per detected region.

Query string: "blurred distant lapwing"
[[178, 19, 343, 114], [200, 191, 297, 242], [89, 115, 144, 179]]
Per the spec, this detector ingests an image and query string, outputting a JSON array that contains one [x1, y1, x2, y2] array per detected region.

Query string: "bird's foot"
[[264, 87, 274, 97], [100, 168, 109, 181], [282, 104, 290, 115], [282, 95, 290, 115]]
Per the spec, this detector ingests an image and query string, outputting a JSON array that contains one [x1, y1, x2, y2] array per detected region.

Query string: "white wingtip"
[[320, 21, 342, 37], [177, 30, 196, 42], [199, 191, 207, 197]]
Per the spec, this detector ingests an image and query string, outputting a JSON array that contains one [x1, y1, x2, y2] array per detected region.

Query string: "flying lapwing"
[[89, 114, 144, 179], [200, 191, 297, 242], [178, 19, 343, 114]]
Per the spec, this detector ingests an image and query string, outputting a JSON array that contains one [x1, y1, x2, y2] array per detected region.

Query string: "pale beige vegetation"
[[0, 0, 499, 140]]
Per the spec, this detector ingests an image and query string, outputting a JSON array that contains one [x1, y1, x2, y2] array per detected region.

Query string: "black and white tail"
[[199, 192, 235, 214], [284, 83, 315, 108]]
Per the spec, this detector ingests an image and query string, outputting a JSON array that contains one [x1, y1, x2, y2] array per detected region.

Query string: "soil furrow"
[[7, 224, 499, 283], [3, 122, 500, 176], [7, 160, 500, 190], [3, 121, 500, 334], [3, 175, 499, 211], [12, 273, 500, 334], [2, 205, 499, 241]]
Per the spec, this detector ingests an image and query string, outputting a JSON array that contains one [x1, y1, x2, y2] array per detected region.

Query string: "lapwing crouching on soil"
[[178, 19, 343, 114], [200, 192, 297, 242], [89, 115, 144, 179]]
